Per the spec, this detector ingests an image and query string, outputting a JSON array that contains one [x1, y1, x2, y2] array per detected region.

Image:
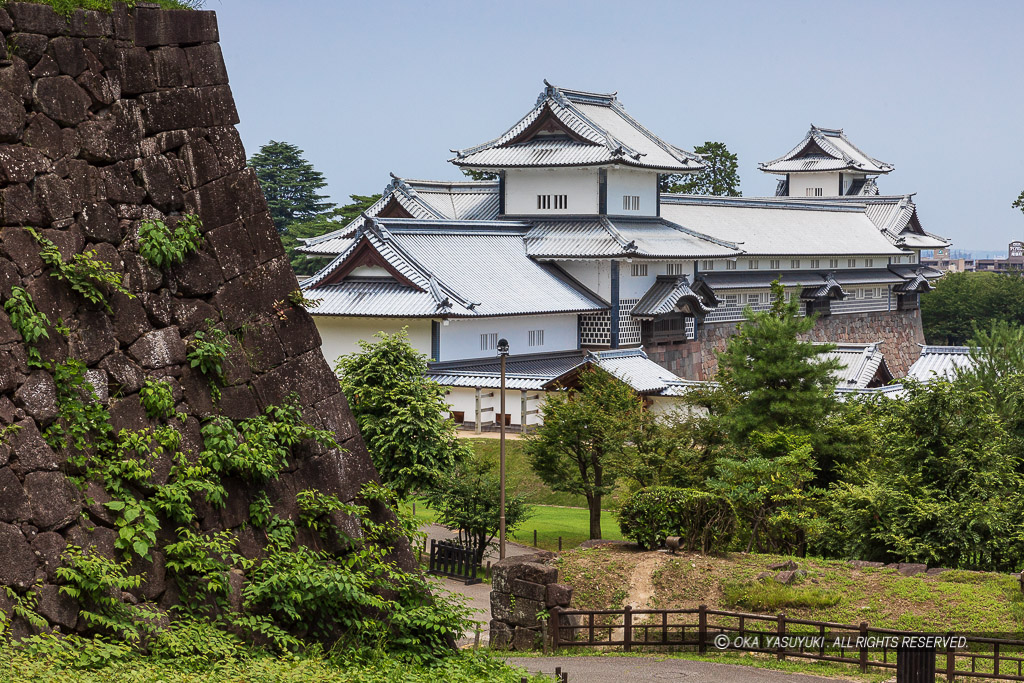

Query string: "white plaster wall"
[[441, 386, 540, 427], [789, 172, 841, 197], [315, 316, 433, 367], [560, 260, 612, 301], [505, 168, 599, 215], [606, 168, 659, 216], [438, 314, 578, 361]]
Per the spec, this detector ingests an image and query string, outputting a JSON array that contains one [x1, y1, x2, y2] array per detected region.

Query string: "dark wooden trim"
[[375, 195, 414, 219], [610, 260, 620, 349], [598, 168, 608, 214], [317, 236, 423, 290], [503, 104, 592, 147], [498, 170, 506, 215]]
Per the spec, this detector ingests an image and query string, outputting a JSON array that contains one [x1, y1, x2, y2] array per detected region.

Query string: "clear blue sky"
[[214, 0, 1024, 253]]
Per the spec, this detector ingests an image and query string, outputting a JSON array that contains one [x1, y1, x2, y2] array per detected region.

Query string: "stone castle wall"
[[646, 308, 926, 380], [0, 3, 400, 633]]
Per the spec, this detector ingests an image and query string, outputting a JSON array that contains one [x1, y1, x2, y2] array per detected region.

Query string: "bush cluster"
[[618, 486, 736, 552]]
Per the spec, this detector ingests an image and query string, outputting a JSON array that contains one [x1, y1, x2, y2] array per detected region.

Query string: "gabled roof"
[[523, 215, 740, 260], [302, 218, 607, 319], [426, 347, 698, 396], [298, 174, 500, 256], [906, 345, 974, 382], [451, 81, 704, 172], [815, 342, 893, 389], [760, 125, 893, 175], [631, 275, 717, 319], [660, 195, 907, 257], [801, 275, 847, 300]]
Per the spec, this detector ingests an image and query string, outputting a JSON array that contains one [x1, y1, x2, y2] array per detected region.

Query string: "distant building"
[[299, 83, 949, 428], [923, 240, 1024, 274]]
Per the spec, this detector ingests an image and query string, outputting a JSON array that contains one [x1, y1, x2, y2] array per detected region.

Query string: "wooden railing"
[[549, 604, 1024, 681], [427, 539, 481, 585]]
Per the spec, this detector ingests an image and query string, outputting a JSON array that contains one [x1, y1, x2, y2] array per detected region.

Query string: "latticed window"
[[668, 263, 688, 275], [769, 259, 780, 270], [618, 299, 642, 345], [579, 312, 611, 345], [480, 333, 498, 350], [622, 195, 640, 211], [791, 259, 801, 269], [528, 329, 544, 347], [630, 263, 648, 277], [748, 260, 759, 270]]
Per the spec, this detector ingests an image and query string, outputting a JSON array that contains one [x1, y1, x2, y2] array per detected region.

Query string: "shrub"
[[138, 214, 203, 269], [617, 486, 736, 551]]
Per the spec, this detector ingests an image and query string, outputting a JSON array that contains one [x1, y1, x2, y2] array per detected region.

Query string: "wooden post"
[[473, 624, 480, 649], [946, 632, 955, 682], [551, 607, 561, 650], [428, 538, 436, 573], [521, 389, 528, 434], [474, 387, 482, 434], [859, 621, 869, 673], [698, 604, 707, 654], [558, 536, 562, 552], [777, 613, 786, 661], [533, 529, 537, 547], [623, 605, 632, 652]]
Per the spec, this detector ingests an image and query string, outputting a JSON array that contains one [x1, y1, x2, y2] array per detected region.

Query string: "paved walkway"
[[505, 655, 849, 682]]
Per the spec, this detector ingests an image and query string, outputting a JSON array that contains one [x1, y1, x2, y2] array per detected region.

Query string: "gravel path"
[[505, 655, 849, 682]]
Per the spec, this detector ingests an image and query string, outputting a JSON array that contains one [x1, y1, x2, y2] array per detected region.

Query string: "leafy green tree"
[[709, 428, 822, 554], [248, 141, 336, 233], [818, 381, 1024, 571], [335, 330, 470, 498], [279, 194, 381, 275], [525, 367, 642, 539], [461, 169, 499, 181], [921, 272, 1024, 344], [661, 141, 741, 195], [713, 280, 841, 442], [424, 458, 533, 564]]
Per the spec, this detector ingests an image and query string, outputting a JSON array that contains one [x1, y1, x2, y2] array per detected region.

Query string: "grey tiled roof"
[[816, 342, 892, 389], [906, 346, 974, 382], [524, 216, 740, 260], [630, 275, 715, 319], [892, 271, 933, 293], [452, 82, 704, 172], [800, 275, 847, 300], [302, 218, 607, 318], [759, 125, 893, 175], [298, 175, 500, 256], [660, 196, 907, 257], [781, 194, 950, 251], [426, 348, 696, 396]]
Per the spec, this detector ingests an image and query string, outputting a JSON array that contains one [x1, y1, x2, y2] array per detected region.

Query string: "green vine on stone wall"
[[187, 320, 232, 401], [31, 230, 132, 312], [3, 287, 54, 367], [56, 547, 147, 640], [138, 214, 203, 269]]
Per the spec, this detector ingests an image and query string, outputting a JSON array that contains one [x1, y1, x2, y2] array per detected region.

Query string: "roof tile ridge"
[[832, 130, 894, 172], [606, 97, 703, 166], [599, 216, 637, 253], [759, 129, 815, 169], [657, 216, 742, 252]]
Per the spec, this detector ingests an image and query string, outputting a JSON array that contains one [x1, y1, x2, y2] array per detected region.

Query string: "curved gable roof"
[[760, 125, 893, 175]]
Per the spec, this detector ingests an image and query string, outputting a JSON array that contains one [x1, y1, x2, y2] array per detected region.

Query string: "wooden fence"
[[549, 604, 1024, 681], [427, 539, 481, 585]]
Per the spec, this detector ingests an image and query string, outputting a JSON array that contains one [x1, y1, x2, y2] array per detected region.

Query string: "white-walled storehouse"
[[300, 83, 949, 428]]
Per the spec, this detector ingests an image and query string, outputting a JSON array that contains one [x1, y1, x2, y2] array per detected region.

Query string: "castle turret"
[[759, 125, 892, 198]]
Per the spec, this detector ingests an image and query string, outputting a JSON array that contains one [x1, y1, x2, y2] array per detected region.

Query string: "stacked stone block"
[[647, 308, 927, 380], [489, 552, 573, 651], [0, 3, 401, 634]]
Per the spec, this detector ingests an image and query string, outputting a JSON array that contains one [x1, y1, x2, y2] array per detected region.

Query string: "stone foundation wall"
[[489, 552, 573, 651], [646, 308, 926, 380], [0, 3, 402, 634]]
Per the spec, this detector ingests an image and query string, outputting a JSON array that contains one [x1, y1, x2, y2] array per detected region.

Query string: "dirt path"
[[625, 551, 671, 610]]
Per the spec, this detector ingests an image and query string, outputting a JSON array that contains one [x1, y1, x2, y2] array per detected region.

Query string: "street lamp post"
[[497, 338, 509, 560]]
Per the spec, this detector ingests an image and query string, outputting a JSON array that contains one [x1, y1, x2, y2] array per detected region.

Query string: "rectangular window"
[[810, 259, 820, 269], [698, 260, 714, 272], [631, 263, 648, 277], [725, 260, 736, 270], [480, 333, 498, 351], [723, 294, 739, 306], [829, 258, 839, 269], [806, 187, 823, 197], [554, 194, 567, 209], [537, 194, 550, 209], [847, 258, 857, 268], [769, 259, 780, 270], [908, 253, 916, 263], [528, 329, 544, 347], [748, 259, 759, 270], [667, 263, 688, 275], [790, 259, 801, 269], [865, 258, 874, 268], [622, 195, 640, 211]]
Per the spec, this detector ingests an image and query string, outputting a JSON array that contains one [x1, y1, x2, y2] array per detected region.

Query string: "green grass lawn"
[[462, 437, 590, 507], [407, 500, 623, 553]]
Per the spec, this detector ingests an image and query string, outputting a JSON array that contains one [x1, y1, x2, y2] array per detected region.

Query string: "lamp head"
[[497, 338, 509, 356]]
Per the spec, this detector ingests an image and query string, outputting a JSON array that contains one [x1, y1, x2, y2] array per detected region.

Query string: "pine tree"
[[248, 141, 336, 233], [280, 194, 381, 276], [661, 141, 741, 195], [714, 280, 841, 441]]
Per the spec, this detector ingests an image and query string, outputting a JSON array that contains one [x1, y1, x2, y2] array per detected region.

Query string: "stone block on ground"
[[512, 626, 541, 651], [545, 582, 573, 607]]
